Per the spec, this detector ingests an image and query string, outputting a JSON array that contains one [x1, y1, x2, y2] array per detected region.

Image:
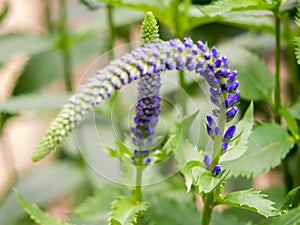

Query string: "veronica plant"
[[18, 10, 288, 225]]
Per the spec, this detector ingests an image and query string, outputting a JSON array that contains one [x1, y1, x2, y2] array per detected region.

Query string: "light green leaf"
[[222, 123, 294, 178], [0, 94, 70, 113], [16, 192, 74, 225], [109, 196, 148, 225], [219, 46, 274, 102], [281, 186, 300, 211], [0, 34, 54, 64], [280, 107, 299, 140], [0, 162, 86, 225], [170, 110, 201, 171], [198, 0, 275, 17], [197, 170, 229, 194], [75, 184, 129, 221], [270, 207, 300, 225], [220, 189, 279, 217], [287, 97, 300, 120], [221, 102, 254, 162]]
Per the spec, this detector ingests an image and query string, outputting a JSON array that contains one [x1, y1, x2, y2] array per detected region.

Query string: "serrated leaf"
[[280, 107, 299, 140], [75, 184, 129, 221], [0, 94, 70, 113], [219, 46, 274, 102], [109, 196, 148, 225], [222, 123, 294, 178], [295, 37, 300, 65], [281, 186, 300, 211], [0, 162, 86, 225], [16, 191, 74, 225], [221, 102, 254, 162], [220, 189, 279, 217], [287, 97, 300, 120], [197, 170, 229, 194], [198, 0, 275, 17], [270, 207, 300, 225]]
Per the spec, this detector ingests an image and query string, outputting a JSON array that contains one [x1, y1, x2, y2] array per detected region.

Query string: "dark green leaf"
[[109, 196, 148, 225], [13, 50, 63, 95], [198, 0, 275, 17], [220, 189, 279, 217], [219, 46, 274, 102], [0, 94, 70, 113], [281, 186, 300, 211], [222, 123, 294, 178], [16, 192, 74, 225]]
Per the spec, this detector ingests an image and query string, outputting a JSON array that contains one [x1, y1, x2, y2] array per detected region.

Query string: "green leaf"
[[287, 97, 300, 120], [222, 123, 294, 178], [219, 46, 274, 102], [221, 102, 254, 162], [270, 207, 300, 225], [0, 93, 70, 113], [220, 189, 279, 217], [0, 34, 54, 64], [197, 170, 229, 194], [13, 50, 64, 95], [144, 194, 200, 225], [75, 184, 129, 221], [109, 196, 148, 225], [281, 186, 300, 211], [0, 162, 86, 225], [198, 0, 275, 17], [0, 2, 9, 23], [171, 110, 201, 171], [280, 107, 299, 140], [16, 192, 74, 225], [295, 37, 300, 65]]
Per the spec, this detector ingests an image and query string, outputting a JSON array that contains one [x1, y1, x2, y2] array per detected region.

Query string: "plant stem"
[[107, 5, 116, 60], [132, 165, 144, 225], [201, 192, 214, 225], [274, 2, 281, 123], [59, 0, 72, 92]]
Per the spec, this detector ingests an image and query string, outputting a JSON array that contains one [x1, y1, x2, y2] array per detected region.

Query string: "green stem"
[[107, 5, 116, 60], [201, 192, 214, 225], [59, 0, 72, 92], [132, 165, 144, 225], [296, 143, 300, 187], [179, 70, 187, 115], [282, 12, 300, 101], [274, 2, 281, 123]]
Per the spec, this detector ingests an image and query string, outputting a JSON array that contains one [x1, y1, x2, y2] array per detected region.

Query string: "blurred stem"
[[59, 0, 73, 92], [282, 12, 300, 101], [201, 192, 214, 225], [296, 143, 300, 205], [45, 0, 53, 33], [107, 5, 116, 59], [274, 2, 281, 123]]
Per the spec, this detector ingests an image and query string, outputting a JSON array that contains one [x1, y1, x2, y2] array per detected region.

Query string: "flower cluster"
[[131, 73, 161, 165], [198, 41, 240, 175], [33, 37, 237, 163]]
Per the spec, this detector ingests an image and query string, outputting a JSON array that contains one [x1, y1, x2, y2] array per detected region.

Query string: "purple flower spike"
[[226, 106, 239, 118], [224, 125, 236, 140], [204, 154, 211, 168], [212, 165, 221, 176], [215, 126, 222, 135], [211, 47, 218, 59]]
